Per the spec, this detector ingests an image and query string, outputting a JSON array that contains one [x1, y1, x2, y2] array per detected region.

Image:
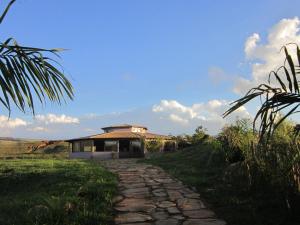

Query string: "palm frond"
[[0, 38, 74, 114], [224, 44, 300, 141]]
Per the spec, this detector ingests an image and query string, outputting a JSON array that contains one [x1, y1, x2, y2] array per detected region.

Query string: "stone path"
[[100, 159, 226, 225]]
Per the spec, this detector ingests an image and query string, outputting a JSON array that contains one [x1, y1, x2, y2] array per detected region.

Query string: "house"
[[66, 124, 176, 159]]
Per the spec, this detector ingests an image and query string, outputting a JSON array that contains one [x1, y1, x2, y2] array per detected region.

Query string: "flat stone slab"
[[167, 207, 181, 214], [115, 212, 152, 224], [122, 187, 149, 194], [115, 198, 156, 213], [183, 209, 215, 219], [100, 159, 225, 225], [155, 218, 179, 225], [183, 219, 227, 225], [177, 198, 206, 210], [167, 190, 184, 201], [152, 211, 169, 220], [157, 201, 176, 208]]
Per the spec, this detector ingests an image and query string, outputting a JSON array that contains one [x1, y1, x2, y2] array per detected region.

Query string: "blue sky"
[[1, 0, 300, 138]]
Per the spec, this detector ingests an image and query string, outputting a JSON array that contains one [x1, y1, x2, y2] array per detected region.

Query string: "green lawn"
[[141, 145, 296, 225], [0, 159, 117, 225]]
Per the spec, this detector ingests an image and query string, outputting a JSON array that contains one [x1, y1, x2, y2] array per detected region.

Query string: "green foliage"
[[174, 126, 209, 149], [143, 118, 300, 225], [191, 126, 209, 145], [224, 44, 300, 141], [174, 134, 192, 149], [142, 142, 298, 225], [0, 159, 117, 225], [218, 118, 257, 163], [145, 138, 164, 153], [0, 0, 73, 114]]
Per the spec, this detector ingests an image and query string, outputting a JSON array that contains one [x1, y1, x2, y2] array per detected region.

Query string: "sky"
[[1, 0, 300, 139]]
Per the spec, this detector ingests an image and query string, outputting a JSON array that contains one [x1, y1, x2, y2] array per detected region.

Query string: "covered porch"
[[69, 138, 144, 159]]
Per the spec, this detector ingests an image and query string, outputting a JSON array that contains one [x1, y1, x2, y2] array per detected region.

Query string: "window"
[[73, 142, 81, 152], [105, 141, 118, 152], [82, 140, 93, 152], [131, 140, 142, 152]]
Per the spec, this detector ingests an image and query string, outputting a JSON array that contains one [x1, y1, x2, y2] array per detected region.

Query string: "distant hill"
[[0, 137, 41, 141], [0, 139, 69, 159]]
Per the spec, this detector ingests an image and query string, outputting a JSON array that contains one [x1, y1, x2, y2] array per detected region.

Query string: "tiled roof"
[[67, 131, 172, 142], [101, 124, 148, 130], [90, 131, 142, 139]]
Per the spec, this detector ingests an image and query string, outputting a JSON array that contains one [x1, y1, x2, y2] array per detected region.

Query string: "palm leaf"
[[224, 44, 300, 142], [0, 38, 74, 114]]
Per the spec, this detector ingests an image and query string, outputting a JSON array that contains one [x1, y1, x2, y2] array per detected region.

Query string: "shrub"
[[145, 139, 164, 153], [218, 118, 257, 163], [192, 126, 209, 145]]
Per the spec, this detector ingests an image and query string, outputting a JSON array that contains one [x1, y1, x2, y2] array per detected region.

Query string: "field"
[[141, 144, 298, 225], [0, 159, 117, 225], [0, 139, 117, 225], [0, 139, 69, 159]]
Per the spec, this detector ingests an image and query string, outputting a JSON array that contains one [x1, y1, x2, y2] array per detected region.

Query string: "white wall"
[[69, 152, 113, 160]]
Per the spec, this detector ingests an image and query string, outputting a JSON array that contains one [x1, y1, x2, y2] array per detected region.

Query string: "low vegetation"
[[0, 139, 69, 159], [0, 159, 117, 225], [142, 119, 300, 225]]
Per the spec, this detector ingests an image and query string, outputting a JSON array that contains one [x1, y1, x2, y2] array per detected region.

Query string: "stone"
[[183, 209, 215, 219], [153, 189, 167, 197], [123, 192, 151, 198], [167, 190, 183, 201], [155, 178, 174, 184], [153, 196, 168, 202], [155, 218, 179, 225], [184, 193, 200, 199], [122, 223, 152, 225], [183, 219, 226, 225], [121, 187, 149, 195], [164, 183, 185, 190], [115, 212, 152, 224], [157, 201, 176, 208], [100, 159, 225, 225], [152, 211, 169, 220], [167, 207, 180, 214], [177, 198, 206, 210], [122, 183, 146, 189], [172, 215, 185, 220], [115, 198, 156, 213], [112, 195, 124, 204], [179, 188, 194, 195]]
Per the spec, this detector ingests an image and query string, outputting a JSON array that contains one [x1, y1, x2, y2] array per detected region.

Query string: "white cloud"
[[27, 126, 48, 132], [152, 99, 251, 133], [244, 33, 260, 57], [0, 115, 28, 128], [35, 114, 79, 124], [153, 100, 197, 119], [169, 114, 189, 125], [235, 17, 300, 94], [208, 66, 229, 85]]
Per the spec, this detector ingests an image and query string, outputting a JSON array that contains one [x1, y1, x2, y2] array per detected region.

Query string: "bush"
[[218, 118, 257, 163], [145, 139, 164, 153]]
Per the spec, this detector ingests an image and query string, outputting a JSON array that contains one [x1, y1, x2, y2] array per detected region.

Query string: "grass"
[[0, 140, 69, 159], [0, 159, 117, 225], [141, 144, 297, 225]]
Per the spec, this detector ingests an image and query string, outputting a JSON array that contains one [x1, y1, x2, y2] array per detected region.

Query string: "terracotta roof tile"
[[101, 124, 148, 130], [67, 131, 173, 142]]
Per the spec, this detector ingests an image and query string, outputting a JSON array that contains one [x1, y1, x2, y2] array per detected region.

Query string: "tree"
[[0, 0, 73, 115], [224, 44, 300, 140], [191, 126, 208, 145]]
